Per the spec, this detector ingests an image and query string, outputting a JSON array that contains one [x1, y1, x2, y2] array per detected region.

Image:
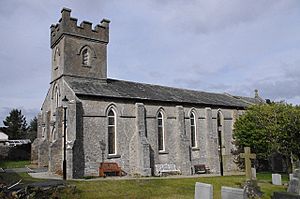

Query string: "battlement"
[[50, 8, 110, 48]]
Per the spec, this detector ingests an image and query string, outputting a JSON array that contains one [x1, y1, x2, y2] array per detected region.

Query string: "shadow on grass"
[[0, 172, 45, 186]]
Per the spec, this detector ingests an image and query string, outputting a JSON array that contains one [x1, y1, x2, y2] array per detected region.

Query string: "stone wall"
[[77, 96, 239, 177]]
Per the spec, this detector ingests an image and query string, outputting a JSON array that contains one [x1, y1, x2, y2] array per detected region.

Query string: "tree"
[[2, 109, 28, 139], [233, 103, 300, 172], [27, 116, 38, 141]]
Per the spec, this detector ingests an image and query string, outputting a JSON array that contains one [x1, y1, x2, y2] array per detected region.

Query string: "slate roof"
[[64, 76, 261, 108], [233, 96, 264, 105]]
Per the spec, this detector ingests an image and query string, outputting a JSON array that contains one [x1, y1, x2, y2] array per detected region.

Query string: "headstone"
[[194, 182, 213, 199], [272, 174, 282, 185], [288, 168, 300, 195], [295, 169, 300, 178], [288, 178, 300, 195], [291, 174, 295, 181], [221, 186, 246, 199], [251, 168, 256, 180], [240, 147, 256, 180]]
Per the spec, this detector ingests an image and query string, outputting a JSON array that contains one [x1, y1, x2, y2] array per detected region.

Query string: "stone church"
[[32, 8, 264, 179]]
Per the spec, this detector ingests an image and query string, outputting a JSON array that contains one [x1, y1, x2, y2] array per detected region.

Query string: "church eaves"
[[63, 75, 255, 108]]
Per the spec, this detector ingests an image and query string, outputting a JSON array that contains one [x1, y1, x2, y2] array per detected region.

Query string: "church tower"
[[50, 8, 110, 82]]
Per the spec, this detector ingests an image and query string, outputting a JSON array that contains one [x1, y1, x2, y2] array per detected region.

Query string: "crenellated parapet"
[[50, 8, 110, 48]]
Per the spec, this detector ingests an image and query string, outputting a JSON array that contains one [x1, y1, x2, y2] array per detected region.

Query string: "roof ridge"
[[106, 78, 230, 97]]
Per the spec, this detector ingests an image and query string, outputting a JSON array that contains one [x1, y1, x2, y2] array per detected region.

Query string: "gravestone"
[[240, 147, 256, 180], [194, 182, 213, 199], [221, 186, 246, 199], [288, 178, 300, 195], [251, 168, 256, 180], [272, 174, 282, 185], [287, 168, 300, 195], [291, 174, 295, 181]]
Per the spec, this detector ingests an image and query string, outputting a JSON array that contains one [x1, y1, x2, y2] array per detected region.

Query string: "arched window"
[[157, 112, 165, 151], [190, 112, 197, 148], [82, 48, 89, 66], [54, 47, 60, 69], [108, 109, 116, 155]]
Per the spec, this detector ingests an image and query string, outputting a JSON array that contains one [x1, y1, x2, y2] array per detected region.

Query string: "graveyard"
[[1, 145, 299, 198], [0, 164, 290, 199]]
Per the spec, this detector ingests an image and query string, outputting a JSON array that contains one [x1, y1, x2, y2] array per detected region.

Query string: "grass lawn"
[[0, 160, 30, 169], [0, 172, 288, 199], [69, 173, 288, 199]]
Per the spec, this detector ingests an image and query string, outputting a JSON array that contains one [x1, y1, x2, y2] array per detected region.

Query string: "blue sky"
[[0, 0, 300, 125]]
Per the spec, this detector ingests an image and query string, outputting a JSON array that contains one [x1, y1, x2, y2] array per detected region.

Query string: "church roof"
[[232, 96, 264, 105], [64, 76, 261, 108]]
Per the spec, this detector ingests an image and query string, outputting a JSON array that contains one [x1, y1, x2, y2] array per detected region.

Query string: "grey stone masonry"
[[50, 8, 109, 81], [175, 106, 191, 175], [129, 103, 151, 176], [205, 107, 219, 174], [50, 8, 109, 48], [67, 100, 84, 179], [49, 107, 63, 174]]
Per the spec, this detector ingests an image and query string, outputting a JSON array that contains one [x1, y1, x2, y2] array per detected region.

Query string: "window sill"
[[158, 151, 169, 155], [107, 154, 121, 159], [192, 147, 200, 151], [82, 65, 92, 68]]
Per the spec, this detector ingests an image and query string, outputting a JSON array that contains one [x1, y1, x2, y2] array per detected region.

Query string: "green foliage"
[[28, 116, 37, 132], [233, 103, 300, 170], [2, 109, 28, 139], [27, 116, 38, 141]]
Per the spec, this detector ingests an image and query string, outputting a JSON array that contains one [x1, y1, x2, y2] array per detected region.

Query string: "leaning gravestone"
[[221, 186, 246, 199], [194, 182, 213, 199], [272, 174, 282, 185]]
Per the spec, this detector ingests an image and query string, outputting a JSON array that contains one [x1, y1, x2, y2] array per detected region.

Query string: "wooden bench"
[[99, 162, 121, 177], [154, 163, 181, 176], [194, 164, 210, 174]]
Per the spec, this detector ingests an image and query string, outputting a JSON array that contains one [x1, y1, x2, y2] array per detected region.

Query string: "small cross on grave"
[[240, 147, 256, 180]]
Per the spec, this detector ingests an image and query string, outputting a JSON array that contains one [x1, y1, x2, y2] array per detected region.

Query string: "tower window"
[[82, 49, 89, 66]]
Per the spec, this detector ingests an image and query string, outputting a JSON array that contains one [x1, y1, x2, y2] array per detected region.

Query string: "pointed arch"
[[107, 106, 117, 155], [77, 45, 97, 67], [157, 109, 165, 152], [190, 110, 197, 148], [54, 47, 60, 62], [77, 45, 97, 58], [105, 103, 120, 116], [51, 84, 61, 108]]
